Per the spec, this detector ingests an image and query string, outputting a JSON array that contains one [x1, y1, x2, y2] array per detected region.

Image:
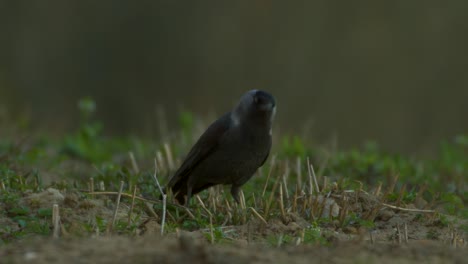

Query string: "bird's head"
[[232, 90, 276, 127]]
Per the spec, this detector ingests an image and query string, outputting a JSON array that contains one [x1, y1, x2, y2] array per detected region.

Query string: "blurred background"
[[1, 0, 467, 155]]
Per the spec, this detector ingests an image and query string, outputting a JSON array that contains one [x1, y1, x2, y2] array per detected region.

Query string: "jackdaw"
[[165, 90, 276, 205]]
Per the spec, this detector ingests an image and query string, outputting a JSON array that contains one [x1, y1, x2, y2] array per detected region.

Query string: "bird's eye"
[[254, 96, 259, 104]]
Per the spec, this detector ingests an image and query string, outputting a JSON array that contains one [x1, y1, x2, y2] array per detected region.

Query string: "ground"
[[0, 186, 466, 263]]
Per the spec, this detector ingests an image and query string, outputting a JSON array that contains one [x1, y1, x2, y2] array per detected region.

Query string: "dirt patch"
[[0, 235, 466, 264]]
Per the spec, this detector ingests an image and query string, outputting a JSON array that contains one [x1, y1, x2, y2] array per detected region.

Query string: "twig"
[[381, 203, 436, 213]]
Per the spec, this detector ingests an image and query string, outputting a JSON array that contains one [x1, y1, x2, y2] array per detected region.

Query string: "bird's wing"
[[166, 112, 232, 188]]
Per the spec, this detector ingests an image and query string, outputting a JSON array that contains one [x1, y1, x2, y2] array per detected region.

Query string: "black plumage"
[[165, 90, 276, 205]]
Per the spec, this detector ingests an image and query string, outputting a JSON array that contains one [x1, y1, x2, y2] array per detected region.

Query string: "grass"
[[0, 98, 466, 246]]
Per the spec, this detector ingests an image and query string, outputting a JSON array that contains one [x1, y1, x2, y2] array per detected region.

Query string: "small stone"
[[377, 210, 394, 222], [414, 197, 428, 209], [343, 226, 357, 234]]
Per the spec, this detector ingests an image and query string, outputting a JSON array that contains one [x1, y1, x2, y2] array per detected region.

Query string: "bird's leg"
[[230, 185, 241, 204]]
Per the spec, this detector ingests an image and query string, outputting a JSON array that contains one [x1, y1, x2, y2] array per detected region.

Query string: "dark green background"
[[1, 0, 467, 154]]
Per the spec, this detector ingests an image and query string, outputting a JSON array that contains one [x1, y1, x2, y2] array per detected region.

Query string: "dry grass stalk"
[[209, 216, 215, 244], [240, 190, 246, 210], [52, 204, 60, 238], [164, 143, 175, 171], [292, 184, 299, 213], [247, 222, 252, 244], [264, 173, 282, 219], [144, 202, 159, 219], [277, 234, 284, 247], [450, 229, 459, 248], [404, 223, 408, 243], [156, 151, 166, 173], [262, 155, 277, 197], [210, 195, 217, 215], [99, 181, 105, 191], [295, 237, 301, 246], [309, 162, 320, 194], [279, 183, 286, 221], [396, 184, 406, 207], [306, 157, 314, 196], [127, 186, 138, 225], [89, 177, 94, 199], [386, 174, 399, 196], [225, 211, 233, 225], [397, 224, 402, 244], [374, 182, 382, 197], [296, 156, 302, 190], [249, 207, 267, 225], [225, 199, 232, 212], [183, 206, 196, 220], [18, 174, 24, 188], [196, 195, 213, 218], [338, 197, 348, 226], [282, 167, 290, 201], [152, 159, 167, 235], [301, 194, 308, 218], [239, 190, 247, 224], [129, 151, 139, 174], [322, 176, 328, 192], [328, 203, 335, 219], [252, 193, 258, 209], [416, 184, 427, 202], [111, 181, 125, 230], [317, 195, 327, 219]]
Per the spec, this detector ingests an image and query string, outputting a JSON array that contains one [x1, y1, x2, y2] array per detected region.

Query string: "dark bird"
[[165, 90, 276, 205]]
